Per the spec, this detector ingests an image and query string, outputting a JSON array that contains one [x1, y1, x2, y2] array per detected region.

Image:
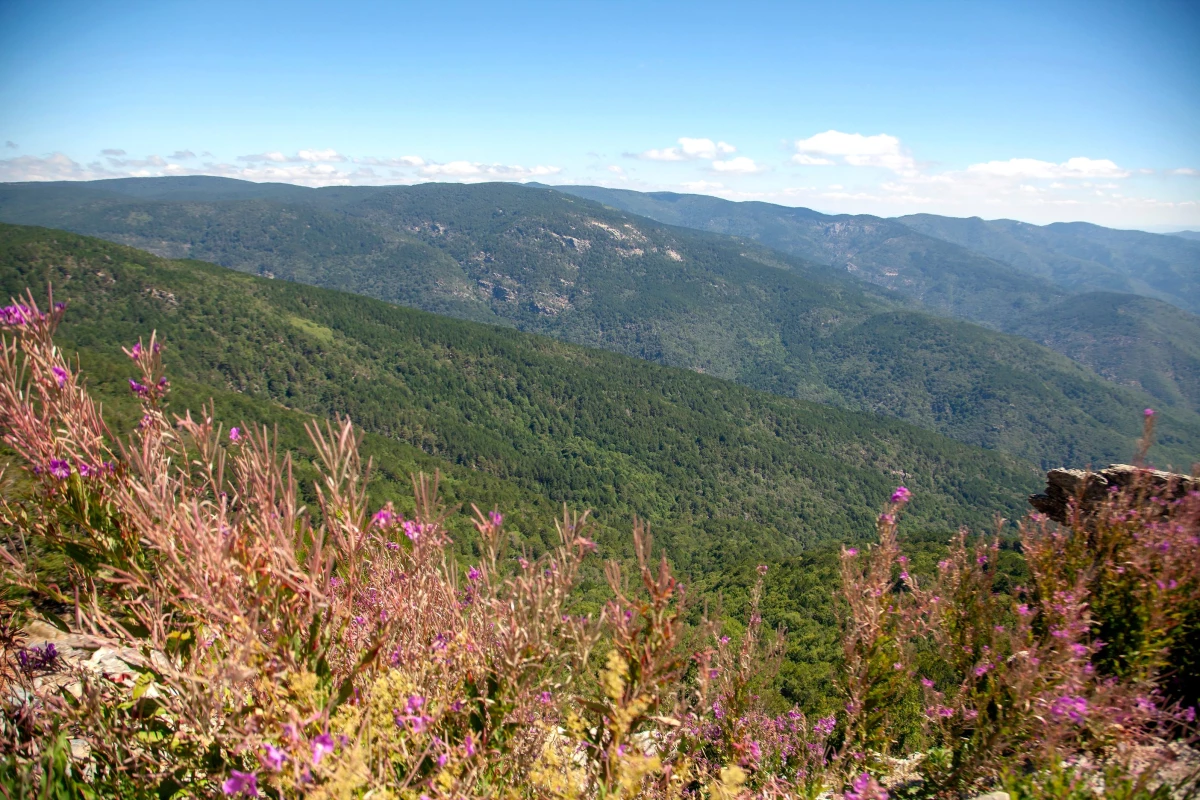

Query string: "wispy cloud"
[[101, 148, 126, 156], [711, 156, 762, 174], [4, 141, 17, 150], [170, 150, 196, 160], [636, 137, 737, 162], [1172, 167, 1199, 177], [418, 161, 560, 179], [966, 157, 1130, 179]]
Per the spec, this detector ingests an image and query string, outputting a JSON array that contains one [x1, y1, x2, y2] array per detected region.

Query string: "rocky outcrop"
[[1029, 463, 1197, 524]]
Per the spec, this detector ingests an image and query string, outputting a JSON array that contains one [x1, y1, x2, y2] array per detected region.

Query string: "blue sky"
[[1, 0, 1197, 228]]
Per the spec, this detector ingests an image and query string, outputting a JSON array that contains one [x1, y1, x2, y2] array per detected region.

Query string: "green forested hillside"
[[1008, 292, 1200, 415], [551, 185, 1200, 416], [1, 180, 1197, 468], [550, 184, 1065, 327], [0, 222, 1042, 547], [899, 213, 1200, 316]]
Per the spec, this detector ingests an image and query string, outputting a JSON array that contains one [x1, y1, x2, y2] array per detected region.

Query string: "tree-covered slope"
[[1, 180, 1197, 468], [549, 185, 1200, 415], [899, 213, 1200, 316], [0, 222, 1048, 549], [1007, 291, 1200, 415], [549, 184, 1065, 328]]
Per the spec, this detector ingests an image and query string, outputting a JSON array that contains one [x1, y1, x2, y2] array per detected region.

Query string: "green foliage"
[[900, 213, 1200, 317], [2, 180, 1198, 468], [558, 185, 1200, 429]]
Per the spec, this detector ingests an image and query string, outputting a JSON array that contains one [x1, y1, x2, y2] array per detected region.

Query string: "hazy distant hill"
[[549, 184, 1200, 414], [898, 214, 1200, 316], [1, 178, 1197, 468], [1171, 230, 1200, 242]]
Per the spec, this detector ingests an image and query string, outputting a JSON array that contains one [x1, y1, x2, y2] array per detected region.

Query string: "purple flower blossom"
[[0, 304, 40, 326], [262, 744, 286, 771], [756, 564, 768, 575], [17, 643, 58, 675], [468, 566, 481, 582], [128, 378, 148, 396], [539, 691, 553, 704], [51, 366, 67, 387], [489, 510, 503, 527], [1050, 695, 1089, 723], [890, 486, 911, 504], [845, 547, 858, 557], [1145, 408, 1155, 417], [813, 715, 836, 736], [130, 342, 143, 359], [311, 733, 336, 765], [845, 772, 888, 800], [229, 427, 241, 442], [222, 770, 258, 796], [48, 459, 70, 480], [920, 678, 934, 689], [372, 508, 394, 527]]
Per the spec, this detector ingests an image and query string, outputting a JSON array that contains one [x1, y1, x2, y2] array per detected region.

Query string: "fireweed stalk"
[[0, 291, 1195, 799]]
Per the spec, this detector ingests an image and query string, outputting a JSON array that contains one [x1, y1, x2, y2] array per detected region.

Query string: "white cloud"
[[106, 154, 168, 168], [0, 153, 118, 182], [638, 137, 736, 161], [237, 149, 346, 164], [418, 161, 561, 180], [681, 180, 725, 192], [607, 165, 625, 175], [357, 155, 425, 167], [711, 156, 761, 174], [101, 148, 126, 156], [792, 154, 834, 166], [1172, 167, 1199, 177], [794, 130, 916, 173], [297, 148, 346, 162], [966, 156, 1130, 179], [170, 150, 196, 160], [238, 151, 287, 162]]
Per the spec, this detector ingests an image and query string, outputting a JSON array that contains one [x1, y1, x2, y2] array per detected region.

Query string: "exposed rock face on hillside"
[[1029, 463, 1198, 523]]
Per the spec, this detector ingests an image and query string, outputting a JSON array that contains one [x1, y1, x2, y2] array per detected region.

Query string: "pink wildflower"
[[222, 770, 258, 796], [51, 366, 67, 387], [311, 733, 335, 765], [229, 427, 241, 442], [890, 486, 911, 504], [262, 744, 286, 771]]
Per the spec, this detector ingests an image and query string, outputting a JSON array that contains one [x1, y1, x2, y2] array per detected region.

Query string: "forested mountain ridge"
[[1, 180, 1198, 468], [898, 213, 1200, 316], [0, 222, 1041, 551], [548, 183, 1066, 327], [550, 184, 1200, 413]]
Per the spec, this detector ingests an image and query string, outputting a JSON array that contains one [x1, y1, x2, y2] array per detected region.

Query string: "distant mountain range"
[[1172, 230, 1200, 242], [551, 185, 1200, 416], [1, 177, 1197, 469]]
